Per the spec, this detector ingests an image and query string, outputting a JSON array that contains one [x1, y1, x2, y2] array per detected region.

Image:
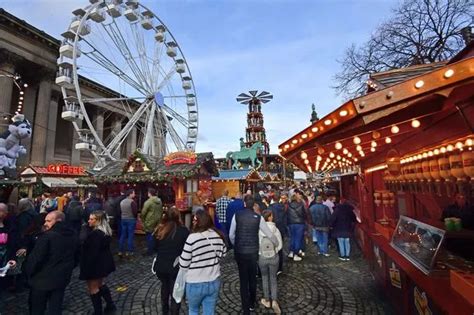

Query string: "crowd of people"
[[0, 184, 360, 314]]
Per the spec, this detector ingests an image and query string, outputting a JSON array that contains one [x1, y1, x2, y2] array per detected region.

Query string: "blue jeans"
[[119, 218, 136, 252], [289, 224, 304, 253], [186, 279, 221, 315], [145, 232, 155, 254], [313, 229, 329, 254], [337, 238, 351, 257]]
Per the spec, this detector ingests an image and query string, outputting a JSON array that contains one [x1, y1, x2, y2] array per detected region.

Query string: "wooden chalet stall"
[[279, 46, 474, 314], [89, 151, 218, 226], [20, 163, 92, 197], [211, 169, 264, 199]]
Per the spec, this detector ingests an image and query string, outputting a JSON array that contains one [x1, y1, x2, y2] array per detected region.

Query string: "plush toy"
[[0, 114, 32, 170]]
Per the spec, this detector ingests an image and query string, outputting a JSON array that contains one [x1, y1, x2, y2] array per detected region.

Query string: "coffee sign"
[[47, 164, 84, 175]]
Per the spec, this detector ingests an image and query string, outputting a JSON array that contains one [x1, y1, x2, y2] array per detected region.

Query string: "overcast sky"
[[3, 0, 397, 157]]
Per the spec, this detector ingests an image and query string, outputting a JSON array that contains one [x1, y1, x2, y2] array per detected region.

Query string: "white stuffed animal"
[[0, 114, 32, 170]]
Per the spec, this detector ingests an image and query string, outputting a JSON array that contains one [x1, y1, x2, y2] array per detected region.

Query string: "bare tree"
[[333, 0, 473, 98]]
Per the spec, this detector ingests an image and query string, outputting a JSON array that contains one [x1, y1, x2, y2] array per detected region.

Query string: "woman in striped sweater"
[[179, 209, 227, 315]]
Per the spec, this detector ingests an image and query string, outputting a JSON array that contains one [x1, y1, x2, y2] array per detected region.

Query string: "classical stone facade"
[[0, 9, 137, 169]]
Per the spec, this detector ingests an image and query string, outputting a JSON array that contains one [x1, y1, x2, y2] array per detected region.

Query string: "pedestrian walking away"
[[179, 209, 226, 315], [229, 194, 278, 315], [153, 206, 189, 315], [140, 188, 163, 256]]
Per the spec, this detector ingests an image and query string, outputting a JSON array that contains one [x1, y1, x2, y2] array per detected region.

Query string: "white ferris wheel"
[[56, 0, 198, 169]]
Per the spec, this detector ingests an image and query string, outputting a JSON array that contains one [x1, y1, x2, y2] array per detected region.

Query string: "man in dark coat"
[[330, 200, 356, 261], [26, 211, 77, 315]]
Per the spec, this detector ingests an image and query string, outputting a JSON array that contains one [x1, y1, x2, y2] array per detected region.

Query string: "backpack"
[[261, 235, 276, 258]]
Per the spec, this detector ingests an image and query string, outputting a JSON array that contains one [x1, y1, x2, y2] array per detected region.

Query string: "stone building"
[[0, 8, 137, 169]]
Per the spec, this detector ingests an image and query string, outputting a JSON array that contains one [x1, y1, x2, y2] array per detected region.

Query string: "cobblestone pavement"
[[4, 236, 393, 314]]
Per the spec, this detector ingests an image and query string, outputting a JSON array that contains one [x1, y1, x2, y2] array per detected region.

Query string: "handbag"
[[172, 266, 187, 303]]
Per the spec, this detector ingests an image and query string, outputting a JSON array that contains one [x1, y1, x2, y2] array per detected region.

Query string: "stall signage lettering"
[[47, 164, 84, 175], [164, 152, 197, 166]]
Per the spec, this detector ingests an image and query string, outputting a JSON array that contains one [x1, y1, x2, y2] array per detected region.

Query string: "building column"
[[112, 118, 122, 158], [30, 79, 52, 166], [93, 109, 104, 142], [0, 63, 15, 116], [45, 94, 59, 163], [71, 134, 81, 165], [126, 127, 137, 156]]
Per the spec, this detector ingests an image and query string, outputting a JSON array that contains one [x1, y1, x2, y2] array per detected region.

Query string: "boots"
[[90, 292, 103, 315], [99, 285, 117, 313]]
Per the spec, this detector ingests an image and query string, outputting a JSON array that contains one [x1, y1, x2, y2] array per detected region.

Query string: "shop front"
[[278, 46, 474, 314], [20, 163, 93, 198]]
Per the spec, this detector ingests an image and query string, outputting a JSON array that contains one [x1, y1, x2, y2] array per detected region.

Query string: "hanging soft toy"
[[0, 114, 32, 170]]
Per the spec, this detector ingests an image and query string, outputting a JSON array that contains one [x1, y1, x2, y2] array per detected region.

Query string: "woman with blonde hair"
[[153, 206, 189, 315], [80, 211, 116, 315]]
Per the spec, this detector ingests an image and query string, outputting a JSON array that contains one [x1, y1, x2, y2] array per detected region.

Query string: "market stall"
[[211, 169, 265, 199], [20, 163, 93, 198], [89, 151, 218, 226], [278, 45, 474, 314]]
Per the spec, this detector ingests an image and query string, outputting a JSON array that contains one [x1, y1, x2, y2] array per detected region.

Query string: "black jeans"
[[29, 287, 66, 315], [156, 272, 180, 315], [235, 252, 258, 315]]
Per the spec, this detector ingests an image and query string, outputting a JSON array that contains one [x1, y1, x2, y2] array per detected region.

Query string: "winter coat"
[[65, 199, 83, 222], [329, 203, 357, 238], [140, 196, 163, 233], [258, 221, 283, 257], [25, 222, 78, 290], [153, 225, 189, 275], [79, 229, 115, 280], [287, 201, 306, 225], [268, 202, 287, 237], [309, 203, 331, 231]]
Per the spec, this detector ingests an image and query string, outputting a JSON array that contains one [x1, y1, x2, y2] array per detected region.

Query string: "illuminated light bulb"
[[317, 147, 325, 154], [360, 151, 365, 157], [278, 148, 283, 153], [343, 148, 348, 155], [417, 154, 423, 159], [422, 152, 428, 158], [428, 151, 433, 157], [411, 119, 421, 128], [391, 125, 399, 134], [326, 158, 331, 162], [447, 144, 454, 151], [304, 159, 309, 164], [434, 149, 440, 155], [353, 136, 361, 144], [444, 69, 454, 78], [339, 110, 348, 117], [18, 101, 22, 105], [20, 91, 24, 95], [19, 96, 23, 100], [371, 141, 377, 147], [324, 119, 332, 126], [329, 152, 335, 158], [370, 147, 376, 152], [372, 131, 381, 139], [465, 138, 473, 146], [347, 153, 352, 158], [455, 142, 463, 149], [354, 158, 358, 162], [385, 137, 392, 144], [23, 83, 28, 88], [312, 127, 318, 133], [356, 145, 362, 151], [284, 144, 290, 149], [292, 139, 298, 144], [317, 156, 322, 161], [414, 80, 424, 89], [336, 155, 341, 160], [413, 156, 418, 161], [301, 152, 308, 159], [440, 147, 446, 153], [335, 142, 342, 150], [301, 133, 308, 139]]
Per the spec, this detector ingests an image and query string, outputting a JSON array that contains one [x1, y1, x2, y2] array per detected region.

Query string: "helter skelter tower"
[[236, 90, 273, 155]]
